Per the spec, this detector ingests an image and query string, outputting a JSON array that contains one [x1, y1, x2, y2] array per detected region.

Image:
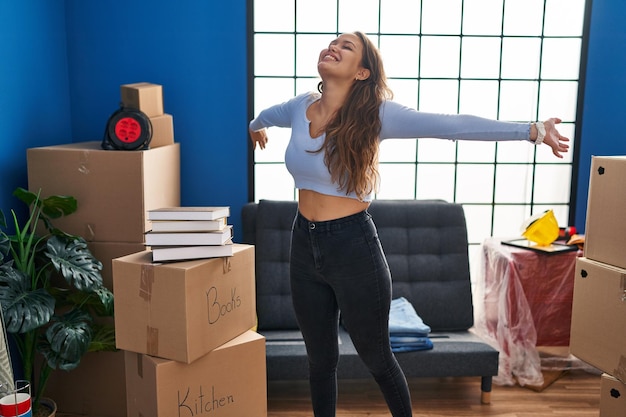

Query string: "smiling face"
[[317, 33, 370, 82]]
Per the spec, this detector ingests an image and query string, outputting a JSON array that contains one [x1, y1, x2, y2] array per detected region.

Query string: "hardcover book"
[[151, 242, 234, 262], [149, 217, 228, 232], [147, 206, 230, 221], [145, 226, 233, 246]]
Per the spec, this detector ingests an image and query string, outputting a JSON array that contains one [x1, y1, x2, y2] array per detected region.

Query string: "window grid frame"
[[248, 0, 589, 247]]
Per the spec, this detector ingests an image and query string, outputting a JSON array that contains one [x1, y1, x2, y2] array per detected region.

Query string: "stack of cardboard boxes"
[[570, 156, 626, 417], [24, 83, 267, 417], [112, 245, 266, 416], [110, 84, 266, 417], [27, 83, 179, 416]]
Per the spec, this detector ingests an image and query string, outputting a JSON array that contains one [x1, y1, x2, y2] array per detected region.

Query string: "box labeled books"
[[112, 244, 256, 363], [125, 330, 267, 417]]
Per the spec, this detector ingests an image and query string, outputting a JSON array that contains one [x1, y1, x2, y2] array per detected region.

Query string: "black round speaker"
[[101, 106, 152, 150]]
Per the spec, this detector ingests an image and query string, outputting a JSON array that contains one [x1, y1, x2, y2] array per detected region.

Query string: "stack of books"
[[145, 206, 233, 262]]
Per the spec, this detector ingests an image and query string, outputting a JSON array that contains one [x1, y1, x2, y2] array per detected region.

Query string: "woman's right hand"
[[541, 118, 570, 159], [249, 127, 268, 150]]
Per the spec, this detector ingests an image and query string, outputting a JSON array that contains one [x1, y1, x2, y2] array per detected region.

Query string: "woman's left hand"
[[541, 118, 570, 158]]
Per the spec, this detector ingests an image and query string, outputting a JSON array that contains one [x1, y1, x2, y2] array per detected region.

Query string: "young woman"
[[249, 31, 569, 417]]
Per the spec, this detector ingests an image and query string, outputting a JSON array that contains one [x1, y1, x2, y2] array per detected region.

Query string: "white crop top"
[[249, 92, 532, 202]]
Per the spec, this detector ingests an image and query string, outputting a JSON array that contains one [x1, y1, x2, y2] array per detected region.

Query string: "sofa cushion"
[[242, 199, 499, 395], [243, 199, 474, 332], [262, 328, 498, 380], [243, 200, 299, 330], [367, 200, 474, 331]]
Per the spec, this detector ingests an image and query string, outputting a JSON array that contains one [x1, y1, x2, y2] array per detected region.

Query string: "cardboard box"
[[120, 82, 164, 117], [27, 141, 180, 243], [149, 113, 174, 148], [125, 330, 267, 417], [600, 373, 626, 417], [584, 155, 626, 270], [88, 241, 145, 289], [113, 244, 256, 363], [45, 350, 127, 417], [570, 257, 626, 379]]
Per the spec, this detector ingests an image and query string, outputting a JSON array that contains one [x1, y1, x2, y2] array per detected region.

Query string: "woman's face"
[[317, 33, 368, 81]]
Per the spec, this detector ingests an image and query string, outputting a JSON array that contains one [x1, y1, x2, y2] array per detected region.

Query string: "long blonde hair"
[[313, 31, 393, 201]]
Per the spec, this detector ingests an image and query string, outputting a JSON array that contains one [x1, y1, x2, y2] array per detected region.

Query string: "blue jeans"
[[290, 210, 412, 417]]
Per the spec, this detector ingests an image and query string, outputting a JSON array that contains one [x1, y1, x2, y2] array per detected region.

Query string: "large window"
[[249, 0, 588, 261]]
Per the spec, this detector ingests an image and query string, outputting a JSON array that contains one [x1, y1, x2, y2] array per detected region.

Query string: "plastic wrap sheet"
[[473, 237, 590, 387]]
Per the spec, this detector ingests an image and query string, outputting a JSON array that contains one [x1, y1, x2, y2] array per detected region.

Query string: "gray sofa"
[[241, 199, 499, 403]]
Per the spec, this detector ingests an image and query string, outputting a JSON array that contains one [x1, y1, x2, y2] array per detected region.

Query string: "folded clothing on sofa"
[[389, 297, 433, 352]]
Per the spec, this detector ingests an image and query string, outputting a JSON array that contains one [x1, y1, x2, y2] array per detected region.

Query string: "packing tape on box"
[[139, 264, 155, 301], [223, 257, 231, 274], [613, 356, 626, 384], [136, 352, 144, 378], [147, 326, 159, 357]]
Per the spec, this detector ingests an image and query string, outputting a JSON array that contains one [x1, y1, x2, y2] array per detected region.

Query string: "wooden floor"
[[267, 370, 602, 417]]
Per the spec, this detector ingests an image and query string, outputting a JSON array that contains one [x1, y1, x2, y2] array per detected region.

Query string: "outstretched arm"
[[379, 101, 571, 159], [249, 93, 312, 151]]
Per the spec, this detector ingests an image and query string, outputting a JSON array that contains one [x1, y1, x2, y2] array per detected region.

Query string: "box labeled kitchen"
[[125, 330, 266, 417]]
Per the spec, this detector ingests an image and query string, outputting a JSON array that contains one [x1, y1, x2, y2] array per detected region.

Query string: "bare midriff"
[[297, 189, 370, 222]]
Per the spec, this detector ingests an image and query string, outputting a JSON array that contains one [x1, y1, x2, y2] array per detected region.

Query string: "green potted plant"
[[0, 187, 115, 415]]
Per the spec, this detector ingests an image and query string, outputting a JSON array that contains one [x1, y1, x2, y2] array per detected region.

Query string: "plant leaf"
[[93, 287, 115, 316], [48, 309, 93, 358], [45, 236, 103, 291], [13, 188, 77, 220], [12, 188, 38, 207], [88, 323, 117, 352], [37, 343, 79, 372], [0, 264, 55, 333], [0, 232, 9, 263], [41, 195, 78, 219]]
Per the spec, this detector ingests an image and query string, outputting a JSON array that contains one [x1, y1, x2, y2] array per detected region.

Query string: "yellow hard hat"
[[521, 209, 559, 246]]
